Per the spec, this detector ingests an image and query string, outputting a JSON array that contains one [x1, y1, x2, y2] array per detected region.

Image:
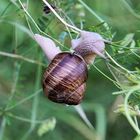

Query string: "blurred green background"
[[0, 0, 140, 140]]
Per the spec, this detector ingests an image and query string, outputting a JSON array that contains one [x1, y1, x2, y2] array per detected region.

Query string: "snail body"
[[42, 52, 88, 105], [72, 31, 105, 64], [35, 31, 105, 105]]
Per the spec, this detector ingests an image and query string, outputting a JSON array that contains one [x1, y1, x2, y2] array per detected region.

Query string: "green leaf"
[[37, 117, 56, 137], [121, 33, 134, 47], [107, 63, 138, 89]]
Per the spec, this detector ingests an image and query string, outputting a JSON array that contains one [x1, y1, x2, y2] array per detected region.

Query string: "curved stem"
[[6, 63, 20, 108], [5, 89, 42, 111], [92, 64, 119, 87], [134, 116, 139, 128], [42, 0, 82, 33], [0, 2, 11, 17], [74, 105, 94, 129], [0, 117, 6, 140], [121, 0, 140, 19], [18, 0, 42, 34], [0, 51, 45, 66], [8, 113, 47, 124], [124, 89, 140, 134], [78, 0, 110, 31], [18, 0, 64, 47], [105, 51, 130, 73]]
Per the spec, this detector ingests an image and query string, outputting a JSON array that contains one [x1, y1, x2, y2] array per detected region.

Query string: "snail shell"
[[42, 52, 88, 105]]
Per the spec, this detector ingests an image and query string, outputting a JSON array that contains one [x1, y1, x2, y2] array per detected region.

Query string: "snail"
[[34, 31, 105, 105]]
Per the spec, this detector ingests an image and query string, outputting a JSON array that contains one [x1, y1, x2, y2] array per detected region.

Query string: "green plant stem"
[[42, 0, 81, 33], [30, 54, 42, 129], [64, 21, 73, 40], [0, 117, 6, 140], [18, 0, 43, 33], [18, 0, 64, 47], [78, 0, 109, 31], [5, 89, 42, 111], [22, 52, 42, 140], [74, 105, 94, 129], [92, 64, 119, 87], [134, 116, 139, 128], [60, 10, 76, 28], [121, 0, 140, 19], [124, 87, 140, 135], [0, 51, 45, 66], [8, 113, 47, 124], [25, 15, 34, 35], [77, 0, 135, 81], [57, 114, 99, 140], [0, 2, 11, 17], [105, 51, 131, 73], [10, 0, 20, 8], [131, 50, 140, 59], [0, 61, 20, 140], [112, 90, 128, 95], [0, 20, 33, 38], [6, 25, 19, 108], [6, 63, 20, 108], [26, 0, 29, 9], [94, 104, 106, 140]]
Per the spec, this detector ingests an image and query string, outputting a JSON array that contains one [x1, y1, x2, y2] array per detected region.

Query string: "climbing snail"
[[42, 52, 88, 105], [34, 31, 105, 105]]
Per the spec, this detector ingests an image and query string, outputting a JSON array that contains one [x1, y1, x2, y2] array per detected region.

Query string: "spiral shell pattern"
[[42, 52, 88, 105]]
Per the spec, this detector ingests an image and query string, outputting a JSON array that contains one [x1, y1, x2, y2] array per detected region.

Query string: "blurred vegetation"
[[0, 0, 140, 140]]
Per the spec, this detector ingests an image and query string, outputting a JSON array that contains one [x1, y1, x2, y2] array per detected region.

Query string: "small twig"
[[131, 50, 140, 59], [112, 90, 128, 95], [6, 63, 21, 108], [18, 0, 43, 34], [8, 113, 47, 124], [124, 87, 140, 135], [121, 0, 140, 19], [18, 0, 64, 47], [5, 89, 42, 111], [0, 118, 6, 140], [0, 2, 11, 17], [78, 0, 110, 31], [26, 53, 42, 136], [74, 105, 94, 129], [0, 51, 45, 66], [42, 0, 82, 33], [105, 51, 131, 73], [134, 116, 139, 128], [92, 64, 119, 87], [10, 0, 20, 8]]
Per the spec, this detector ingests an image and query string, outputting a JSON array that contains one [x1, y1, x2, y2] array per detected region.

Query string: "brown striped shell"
[[42, 52, 88, 105]]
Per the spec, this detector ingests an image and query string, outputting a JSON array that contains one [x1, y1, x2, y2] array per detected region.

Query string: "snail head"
[[71, 31, 106, 64]]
